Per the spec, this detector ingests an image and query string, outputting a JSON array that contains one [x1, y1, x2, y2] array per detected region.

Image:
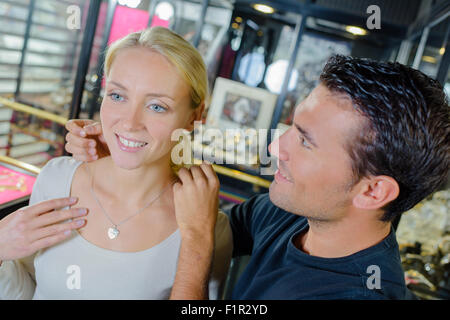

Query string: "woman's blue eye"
[[149, 104, 167, 113], [109, 93, 124, 102]]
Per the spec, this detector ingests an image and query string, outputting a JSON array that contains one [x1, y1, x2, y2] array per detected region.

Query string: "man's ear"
[[352, 176, 400, 211], [186, 102, 205, 132]]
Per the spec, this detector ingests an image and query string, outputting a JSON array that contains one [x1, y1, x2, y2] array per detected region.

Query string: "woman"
[[0, 27, 232, 299]]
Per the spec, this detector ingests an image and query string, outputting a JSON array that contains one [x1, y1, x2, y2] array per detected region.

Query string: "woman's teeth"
[[119, 136, 147, 148]]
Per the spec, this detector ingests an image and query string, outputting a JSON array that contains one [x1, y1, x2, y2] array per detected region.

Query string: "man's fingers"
[[29, 207, 88, 230], [177, 167, 193, 184], [173, 181, 182, 193], [200, 163, 218, 186], [65, 119, 94, 137], [25, 197, 78, 217], [83, 122, 102, 136], [65, 131, 96, 149], [65, 142, 98, 159], [29, 226, 80, 252], [71, 153, 98, 162], [30, 218, 86, 242], [190, 165, 207, 184]]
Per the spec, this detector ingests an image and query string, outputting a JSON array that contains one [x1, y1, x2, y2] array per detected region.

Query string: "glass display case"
[[0, 0, 109, 166], [414, 16, 449, 79], [396, 190, 450, 299], [8, 0, 86, 116], [0, 154, 39, 218]]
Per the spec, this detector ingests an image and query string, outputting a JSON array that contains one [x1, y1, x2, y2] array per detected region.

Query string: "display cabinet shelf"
[[0, 13, 79, 32]]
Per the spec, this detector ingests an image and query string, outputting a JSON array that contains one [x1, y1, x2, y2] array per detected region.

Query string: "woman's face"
[[100, 47, 197, 170]]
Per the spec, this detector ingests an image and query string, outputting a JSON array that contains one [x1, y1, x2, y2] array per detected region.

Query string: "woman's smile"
[[115, 133, 148, 153]]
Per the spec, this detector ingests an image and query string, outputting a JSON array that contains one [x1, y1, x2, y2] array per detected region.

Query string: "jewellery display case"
[[1, 0, 85, 115], [0, 154, 39, 218], [0, 0, 109, 166], [0, 96, 67, 166], [396, 190, 450, 299]]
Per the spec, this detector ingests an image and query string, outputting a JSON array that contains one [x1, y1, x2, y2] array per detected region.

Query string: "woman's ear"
[[186, 102, 205, 132]]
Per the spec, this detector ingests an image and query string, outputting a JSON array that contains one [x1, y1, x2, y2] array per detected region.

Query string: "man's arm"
[[170, 164, 219, 300], [170, 233, 214, 299]]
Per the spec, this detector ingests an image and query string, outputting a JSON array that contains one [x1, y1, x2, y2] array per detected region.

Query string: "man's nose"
[[268, 131, 289, 161]]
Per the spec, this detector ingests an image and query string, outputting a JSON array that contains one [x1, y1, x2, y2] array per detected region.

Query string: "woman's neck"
[[87, 156, 177, 207]]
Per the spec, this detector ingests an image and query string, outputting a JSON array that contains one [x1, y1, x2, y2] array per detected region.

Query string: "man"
[[65, 55, 449, 299]]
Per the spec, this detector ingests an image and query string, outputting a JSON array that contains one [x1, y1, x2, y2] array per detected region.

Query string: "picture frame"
[[206, 77, 278, 131], [197, 77, 277, 167]]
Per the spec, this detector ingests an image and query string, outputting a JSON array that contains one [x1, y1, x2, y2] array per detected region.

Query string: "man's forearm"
[[170, 234, 214, 300]]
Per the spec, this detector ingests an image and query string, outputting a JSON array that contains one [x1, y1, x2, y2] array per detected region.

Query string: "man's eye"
[[299, 135, 310, 148], [149, 104, 167, 113], [109, 93, 124, 102]]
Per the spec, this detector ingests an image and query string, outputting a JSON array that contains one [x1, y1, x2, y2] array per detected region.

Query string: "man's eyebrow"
[[107, 80, 175, 101], [294, 123, 318, 148]]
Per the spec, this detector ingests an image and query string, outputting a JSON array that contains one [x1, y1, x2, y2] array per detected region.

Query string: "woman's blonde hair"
[[104, 26, 208, 109]]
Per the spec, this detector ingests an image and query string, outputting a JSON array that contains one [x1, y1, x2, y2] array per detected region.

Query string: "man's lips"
[[276, 161, 293, 182]]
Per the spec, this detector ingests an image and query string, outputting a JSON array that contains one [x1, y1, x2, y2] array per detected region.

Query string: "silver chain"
[[85, 164, 176, 229]]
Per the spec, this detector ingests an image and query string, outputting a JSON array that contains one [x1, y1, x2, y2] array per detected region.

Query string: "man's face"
[[268, 83, 363, 221]]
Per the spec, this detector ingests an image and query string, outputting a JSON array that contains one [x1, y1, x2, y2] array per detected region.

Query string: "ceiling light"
[[118, 0, 141, 8], [422, 56, 437, 64], [155, 2, 174, 20], [252, 4, 275, 14], [345, 26, 367, 36]]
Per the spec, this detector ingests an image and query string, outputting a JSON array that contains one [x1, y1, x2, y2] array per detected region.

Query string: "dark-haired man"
[[65, 55, 449, 299]]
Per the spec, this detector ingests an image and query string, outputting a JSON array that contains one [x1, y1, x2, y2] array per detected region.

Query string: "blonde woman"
[[0, 27, 232, 299]]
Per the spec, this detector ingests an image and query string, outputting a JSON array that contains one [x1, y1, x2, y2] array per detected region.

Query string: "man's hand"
[[173, 164, 220, 238], [65, 119, 109, 162], [0, 197, 88, 264], [170, 163, 220, 300]]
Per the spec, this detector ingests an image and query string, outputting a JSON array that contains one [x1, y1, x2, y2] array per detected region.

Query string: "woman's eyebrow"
[[107, 80, 175, 101], [107, 80, 127, 90], [146, 93, 175, 101]]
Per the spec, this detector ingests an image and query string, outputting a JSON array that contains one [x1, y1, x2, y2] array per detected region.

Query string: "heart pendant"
[[108, 227, 119, 239]]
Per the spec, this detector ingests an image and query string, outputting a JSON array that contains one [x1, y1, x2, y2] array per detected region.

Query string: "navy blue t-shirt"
[[227, 193, 415, 300]]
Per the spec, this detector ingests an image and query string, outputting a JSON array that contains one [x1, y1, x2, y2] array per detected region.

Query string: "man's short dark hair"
[[319, 54, 450, 222]]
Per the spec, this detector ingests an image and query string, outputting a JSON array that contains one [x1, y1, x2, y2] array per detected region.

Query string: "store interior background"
[[0, 0, 449, 299]]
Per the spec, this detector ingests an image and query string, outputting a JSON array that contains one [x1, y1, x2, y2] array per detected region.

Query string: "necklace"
[[85, 164, 176, 240]]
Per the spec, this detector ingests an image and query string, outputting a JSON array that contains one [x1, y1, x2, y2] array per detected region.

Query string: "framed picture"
[[199, 78, 277, 166], [206, 77, 277, 131]]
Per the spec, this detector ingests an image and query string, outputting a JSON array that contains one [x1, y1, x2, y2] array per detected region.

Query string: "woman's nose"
[[122, 105, 144, 131]]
